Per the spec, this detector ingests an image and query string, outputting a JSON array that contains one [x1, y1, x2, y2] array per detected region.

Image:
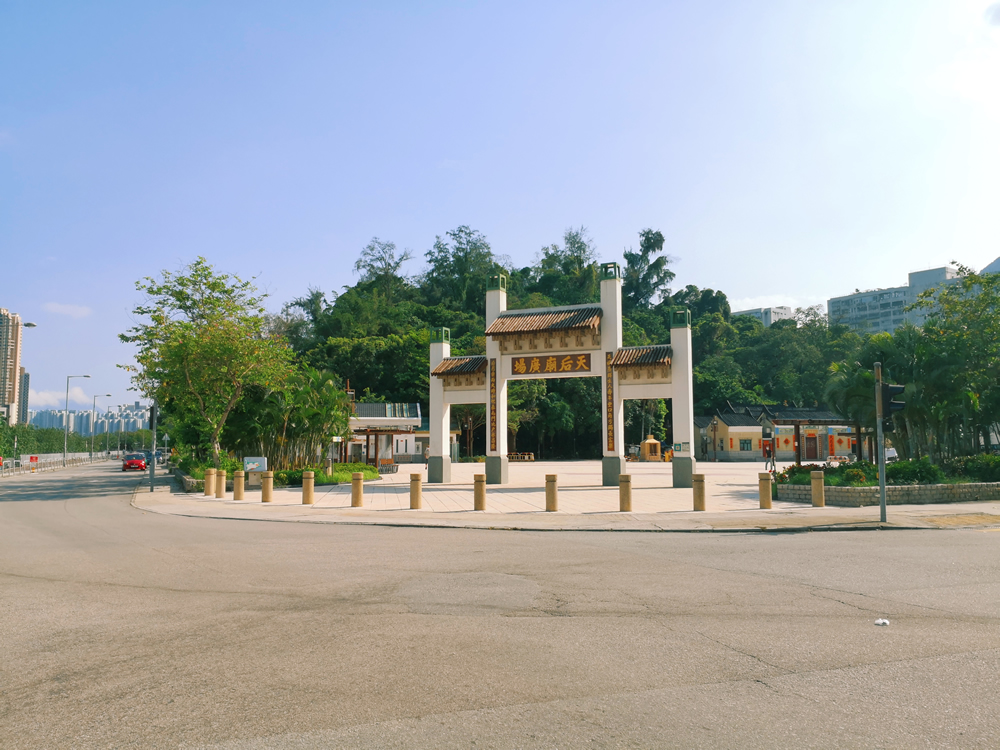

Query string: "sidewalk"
[[133, 460, 1000, 532]]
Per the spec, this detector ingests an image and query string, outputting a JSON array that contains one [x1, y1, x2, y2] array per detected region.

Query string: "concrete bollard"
[[619, 474, 632, 512], [302, 470, 315, 505], [811, 471, 826, 507], [545, 474, 558, 512], [692, 474, 706, 511], [325, 458, 333, 477], [410, 473, 422, 509], [262, 471, 273, 503], [474, 474, 486, 511], [759, 472, 773, 509], [215, 470, 226, 499], [203, 468, 215, 497], [351, 472, 364, 507], [233, 470, 245, 501]]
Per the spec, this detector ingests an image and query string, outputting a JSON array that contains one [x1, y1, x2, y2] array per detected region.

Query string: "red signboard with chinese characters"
[[605, 353, 615, 452], [489, 359, 497, 452], [511, 353, 591, 376]]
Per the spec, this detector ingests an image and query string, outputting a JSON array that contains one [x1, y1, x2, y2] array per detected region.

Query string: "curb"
[[128, 496, 935, 534]]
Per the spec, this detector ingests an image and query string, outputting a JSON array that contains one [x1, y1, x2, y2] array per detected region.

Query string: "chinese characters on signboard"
[[489, 358, 497, 452], [605, 352, 614, 452], [511, 353, 591, 376]]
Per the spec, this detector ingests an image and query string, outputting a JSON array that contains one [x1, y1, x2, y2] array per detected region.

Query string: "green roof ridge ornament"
[[600, 262, 621, 280], [487, 273, 508, 291], [430, 327, 450, 343], [670, 308, 691, 328]]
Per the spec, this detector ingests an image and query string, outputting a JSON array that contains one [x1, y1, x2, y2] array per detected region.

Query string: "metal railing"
[[0, 454, 111, 478]]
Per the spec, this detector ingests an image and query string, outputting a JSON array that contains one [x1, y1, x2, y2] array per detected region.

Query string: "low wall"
[[173, 468, 234, 493], [777, 482, 1000, 507]]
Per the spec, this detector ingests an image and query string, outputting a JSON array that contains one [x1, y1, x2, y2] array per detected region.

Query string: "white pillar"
[[428, 327, 451, 483], [670, 309, 697, 487], [599, 263, 625, 486], [485, 274, 509, 484]]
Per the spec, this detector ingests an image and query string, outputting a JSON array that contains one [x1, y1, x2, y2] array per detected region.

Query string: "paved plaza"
[[140, 459, 1000, 532], [4, 462, 1000, 748]]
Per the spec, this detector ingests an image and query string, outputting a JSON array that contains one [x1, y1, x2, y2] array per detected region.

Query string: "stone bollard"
[[619, 474, 632, 512], [325, 458, 333, 477], [545, 474, 558, 512], [203, 468, 215, 497], [474, 474, 486, 511], [351, 472, 364, 507], [758, 472, 773, 509], [410, 473, 422, 509], [262, 471, 274, 503], [693, 474, 706, 511], [811, 471, 826, 508], [302, 471, 315, 504], [215, 470, 226, 499], [233, 470, 245, 501]]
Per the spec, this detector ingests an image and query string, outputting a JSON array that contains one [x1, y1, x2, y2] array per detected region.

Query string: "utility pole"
[[149, 403, 157, 492], [874, 362, 887, 523]]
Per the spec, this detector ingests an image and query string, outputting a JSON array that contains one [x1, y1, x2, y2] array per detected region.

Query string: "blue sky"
[[2, 1, 999, 409]]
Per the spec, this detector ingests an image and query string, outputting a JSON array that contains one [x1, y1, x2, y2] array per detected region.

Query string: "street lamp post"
[[711, 417, 719, 462], [64, 374, 90, 466], [91, 393, 111, 461]]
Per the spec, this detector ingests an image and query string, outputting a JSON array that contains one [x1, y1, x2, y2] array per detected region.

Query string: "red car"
[[122, 453, 147, 471]]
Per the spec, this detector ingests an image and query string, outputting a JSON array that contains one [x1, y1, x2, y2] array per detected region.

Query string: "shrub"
[[182, 459, 380, 485], [944, 454, 1000, 483], [885, 458, 944, 485], [843, 468, 868, 486], [776, 464, 825, 484], [777, 460, 879, 486]]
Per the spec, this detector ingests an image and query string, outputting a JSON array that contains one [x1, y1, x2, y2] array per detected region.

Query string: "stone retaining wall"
[[172, 468, 234, 493], [777, 482, 1000, 507]]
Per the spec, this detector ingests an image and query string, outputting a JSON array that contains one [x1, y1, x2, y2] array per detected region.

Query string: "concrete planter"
[[777, 482, 1000, 507], [173, 468, 234, 494]]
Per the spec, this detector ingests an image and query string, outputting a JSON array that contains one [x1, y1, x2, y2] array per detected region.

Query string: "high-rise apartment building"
[[0, 308, 24, 425], [18, 368, 29, 424], [731, 306, 794, 328], [827, 266, 961, 335], [30, 402, 149, 436]]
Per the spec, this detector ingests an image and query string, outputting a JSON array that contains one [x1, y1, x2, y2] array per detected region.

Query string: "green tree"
[[354, 237, 413, 302], [121, 258, 295, 469], [530, 227, 600, 306], [622, 229, 674, 313], [507, 379, 545, 452], [419, 226, 502, 316]]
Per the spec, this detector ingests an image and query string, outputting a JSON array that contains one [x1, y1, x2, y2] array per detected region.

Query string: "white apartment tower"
[[0, 308, 24, 425]]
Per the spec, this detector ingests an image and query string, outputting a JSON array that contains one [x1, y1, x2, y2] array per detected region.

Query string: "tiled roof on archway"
[[485, 305, 602, 336], [611, 345, 671, 368], [431, 356, 488, 375]]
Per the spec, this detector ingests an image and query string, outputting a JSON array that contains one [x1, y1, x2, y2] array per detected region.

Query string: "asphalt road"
[[2, 462, 999, 749]]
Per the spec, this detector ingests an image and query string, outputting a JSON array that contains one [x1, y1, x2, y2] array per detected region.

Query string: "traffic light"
[[881, 383, 905, 414], [882, 417, 894, 433], [148, 404, 157, 428]]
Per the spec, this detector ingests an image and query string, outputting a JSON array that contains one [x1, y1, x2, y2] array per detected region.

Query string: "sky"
[[2, 0, 999, 411]]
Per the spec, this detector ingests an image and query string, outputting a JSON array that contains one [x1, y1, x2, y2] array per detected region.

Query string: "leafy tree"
[[306, 331, 430, 410], [419, 226, 502, 316], [529, 227, 600, 306], [121, 258, 295, 468], [507, 379, 545, 452], [622, 229, 674, 313], [452, 404, 487, 458], [354, 237, 413, 302]]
